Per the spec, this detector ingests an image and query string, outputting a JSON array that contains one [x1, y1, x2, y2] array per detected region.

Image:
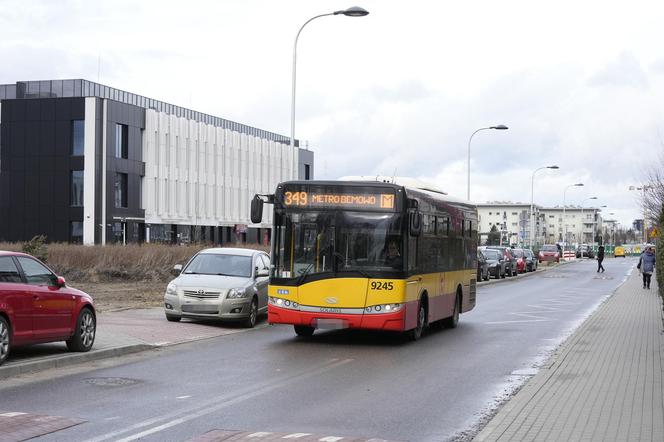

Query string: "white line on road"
[[486, 319, 552, 324]]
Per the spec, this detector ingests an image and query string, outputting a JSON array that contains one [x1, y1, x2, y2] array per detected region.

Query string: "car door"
[[0, 256, 33, 344], [255, 254, 270, 312], [16, 256, 74, 340]]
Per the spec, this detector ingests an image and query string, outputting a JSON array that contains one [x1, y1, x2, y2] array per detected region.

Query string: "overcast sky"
[[2, 0, 662, 227]]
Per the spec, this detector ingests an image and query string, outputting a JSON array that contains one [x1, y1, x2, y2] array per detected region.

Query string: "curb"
[[0, 343, 154, 379], [478, 260, 574, 287]]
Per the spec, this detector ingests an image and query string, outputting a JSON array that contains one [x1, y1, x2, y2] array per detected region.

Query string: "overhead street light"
[[562, 183, 584, 259], [467, 125, 509, 200], [530, 165, 559, 248], [289, 6, 369, 179]]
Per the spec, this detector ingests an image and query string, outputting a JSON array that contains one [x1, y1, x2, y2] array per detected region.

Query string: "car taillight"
[[539, 252, 544, 257]]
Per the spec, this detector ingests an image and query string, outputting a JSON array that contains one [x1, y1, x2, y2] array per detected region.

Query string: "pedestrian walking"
[[637, 246, 656, 289], [597, 245, 605, 273]]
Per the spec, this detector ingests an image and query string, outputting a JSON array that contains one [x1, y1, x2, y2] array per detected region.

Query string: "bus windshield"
[[273, 210, 404, 280]]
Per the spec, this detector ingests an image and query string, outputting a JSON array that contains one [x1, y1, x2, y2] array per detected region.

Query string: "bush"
[[657, 224, 663, 300], [22, 235, 49, 262]]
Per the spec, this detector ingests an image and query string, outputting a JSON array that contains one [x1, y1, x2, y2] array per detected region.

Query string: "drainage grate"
[[84, 377, 141, 387]]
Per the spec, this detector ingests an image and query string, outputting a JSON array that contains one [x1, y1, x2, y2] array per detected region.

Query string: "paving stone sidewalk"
[[475, 269, 664, 441]]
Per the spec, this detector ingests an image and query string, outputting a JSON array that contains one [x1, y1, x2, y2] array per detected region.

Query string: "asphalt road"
[[0, 258, 637, 442]]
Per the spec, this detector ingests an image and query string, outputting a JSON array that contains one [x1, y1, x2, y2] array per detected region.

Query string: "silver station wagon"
[[163, 248, 270, 328]]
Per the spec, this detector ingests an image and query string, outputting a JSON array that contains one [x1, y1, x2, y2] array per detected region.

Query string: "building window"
[[72, 120, 85, 155], [115, 173, 128, 208], [70, 221, 83, 243], [70, 171, 84, 207], [305, 164, 311, 180], [115, 124, 128, 158]]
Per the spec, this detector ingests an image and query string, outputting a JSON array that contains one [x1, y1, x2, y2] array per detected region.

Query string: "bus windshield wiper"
[[295, 264, 314, 285]]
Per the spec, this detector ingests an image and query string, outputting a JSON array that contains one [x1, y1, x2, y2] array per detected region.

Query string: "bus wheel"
[[444, 293, 460, 329], [294, 325, 315, 337], [408, 300, 427, 341]]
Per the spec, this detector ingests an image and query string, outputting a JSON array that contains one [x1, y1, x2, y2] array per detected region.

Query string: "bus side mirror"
[[409, 211, 422, 237], [251, 195, 263, 224]]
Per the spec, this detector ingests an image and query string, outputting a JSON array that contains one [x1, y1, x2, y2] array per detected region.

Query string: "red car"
[[538, 244, 561, 263], [511, 248, 527, 274], [0, 251, 96, 366]]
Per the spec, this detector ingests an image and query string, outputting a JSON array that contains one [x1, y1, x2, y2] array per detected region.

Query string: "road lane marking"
[[176, 395, 191, 399], [90, 358, 353, 442], [319, 437, 344, 441], [486, 319, 552, 324], [248, 432, 274, 437], [283, 434, 313, 439]]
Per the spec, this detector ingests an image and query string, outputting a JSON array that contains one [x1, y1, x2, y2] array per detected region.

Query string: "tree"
[[487, 225, 501, 246]]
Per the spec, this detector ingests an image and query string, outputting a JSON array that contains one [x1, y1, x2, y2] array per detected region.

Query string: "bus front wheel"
[[408, 299, 427, 341], [294, 325, 315, 337]]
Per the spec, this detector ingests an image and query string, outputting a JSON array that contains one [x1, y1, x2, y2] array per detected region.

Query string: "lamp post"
[[290, 6, 369, 179], [579, 196, 598, 245], [593, 205, 607, 247], [467, 124, 508, 200], [562, 183, 584, 259], [530, 165, 559, 248]]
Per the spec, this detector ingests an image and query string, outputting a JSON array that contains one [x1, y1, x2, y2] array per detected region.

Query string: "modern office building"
[[0, 79, 313, 245]]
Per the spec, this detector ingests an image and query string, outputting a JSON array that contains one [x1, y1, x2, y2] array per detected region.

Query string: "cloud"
[[588, 52, 649, 89]]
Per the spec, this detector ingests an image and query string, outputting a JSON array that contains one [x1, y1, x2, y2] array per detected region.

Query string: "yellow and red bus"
[[251, 178, 478, 340]]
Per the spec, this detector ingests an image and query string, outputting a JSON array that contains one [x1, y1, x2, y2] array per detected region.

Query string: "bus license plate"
[[315, 318, 348, 329]]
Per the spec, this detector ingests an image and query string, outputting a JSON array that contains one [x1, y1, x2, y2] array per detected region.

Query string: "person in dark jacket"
[[638, 247, 656, 289], [596, 245, 605, 273]]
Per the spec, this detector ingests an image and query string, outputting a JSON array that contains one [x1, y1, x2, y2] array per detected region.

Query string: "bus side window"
[[408, 236, 418, 272]]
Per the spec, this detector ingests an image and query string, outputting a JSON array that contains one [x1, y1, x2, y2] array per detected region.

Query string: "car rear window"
[[541, 245, 558, 252], [484, 250, 500, 259], [184, 254, 252, 278]]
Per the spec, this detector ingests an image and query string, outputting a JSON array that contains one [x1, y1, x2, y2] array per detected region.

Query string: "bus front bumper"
[[268, 304, 406, 331]]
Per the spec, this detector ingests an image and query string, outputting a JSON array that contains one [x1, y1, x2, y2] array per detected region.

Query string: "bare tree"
[[641, 154, 664, 226]]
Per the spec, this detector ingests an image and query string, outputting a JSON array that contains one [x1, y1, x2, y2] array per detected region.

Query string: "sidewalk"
[[0, 309, 263, 379], [475, 269, 664, 441]]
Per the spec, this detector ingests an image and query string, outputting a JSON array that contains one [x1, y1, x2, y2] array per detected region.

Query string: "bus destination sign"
[[283, 190, 396, 210]]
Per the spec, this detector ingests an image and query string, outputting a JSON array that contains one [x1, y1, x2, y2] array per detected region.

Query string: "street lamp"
[[289, 6, 369, 179], [467, 124, 509, 200], [562, 183, 584, 259], [530, 165, 559, 248], [579, 196, 598, 245], [593, 205, 607, 247]]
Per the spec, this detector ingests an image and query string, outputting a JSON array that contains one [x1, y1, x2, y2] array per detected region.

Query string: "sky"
[[1, 0, 663, 227]]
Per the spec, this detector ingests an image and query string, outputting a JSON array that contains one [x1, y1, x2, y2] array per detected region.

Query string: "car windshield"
[[483, 250, 500, 259], [511, 249, 524, 258], [272, 210, 404, 280], [183, 253, 252, 277], [542, 245, 558, 252]]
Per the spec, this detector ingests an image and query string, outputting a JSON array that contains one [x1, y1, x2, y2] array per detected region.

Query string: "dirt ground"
[[68, 280, 167, 312]]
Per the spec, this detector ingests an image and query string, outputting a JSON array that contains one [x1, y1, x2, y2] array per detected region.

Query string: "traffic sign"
[[650, 226, 659, 239]]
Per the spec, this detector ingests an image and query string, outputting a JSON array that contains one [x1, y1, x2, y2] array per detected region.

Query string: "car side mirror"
[[172, 264, 183, 276], [56, 276, 66, 287], [256, 268, 269, 278]]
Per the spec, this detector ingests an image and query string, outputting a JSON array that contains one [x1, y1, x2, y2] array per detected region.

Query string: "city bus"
[[250, 178, 478, 340]]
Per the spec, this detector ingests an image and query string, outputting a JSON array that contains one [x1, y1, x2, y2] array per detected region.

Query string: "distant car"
[[482, 248, 506, 279], [614, 246, 626, 258], [485, 246, 517, 276], [477, 248, 490, 281], [523, 249, 538, 272], [511, 248, 527, 274], [163, 248, 270, 328], [0, 251, 96, 366], [576, 244, 594, 259], [539, 244, 561, 263]]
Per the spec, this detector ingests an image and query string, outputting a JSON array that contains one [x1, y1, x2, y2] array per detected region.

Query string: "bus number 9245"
[[371, 281, 394, 290]]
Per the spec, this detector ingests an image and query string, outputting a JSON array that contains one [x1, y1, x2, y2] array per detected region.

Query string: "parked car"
[[511, 248, 527, 274], [614, 246, 626, 258], [0, 251, 96, 366], [477, 248, 490, 281], [538, 244, 561, 263], [482, 248, 506, 279], [576, 244, 595, 259], [164, 248, 270, 328], [523, 249, 538, 272], [484, 246, 517, 276]]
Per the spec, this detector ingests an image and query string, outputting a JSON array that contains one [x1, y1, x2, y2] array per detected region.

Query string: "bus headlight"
[[269, 297, 299, 310], [365, 303, 403, 314]]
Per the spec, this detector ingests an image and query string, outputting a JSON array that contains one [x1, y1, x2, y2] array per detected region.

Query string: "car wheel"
[[0, 316, 10, 366], [484, 269, 490, 281], [244, 298, 258, 328], [408, 298, 427, 341], [443, 292, 461, 329], [294, 325, 315, 337], [165, 313, 182, 322], [66, 308, 96, 352]]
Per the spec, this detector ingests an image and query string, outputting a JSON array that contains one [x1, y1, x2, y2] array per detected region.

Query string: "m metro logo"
[[380, 194, 395, 209]]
